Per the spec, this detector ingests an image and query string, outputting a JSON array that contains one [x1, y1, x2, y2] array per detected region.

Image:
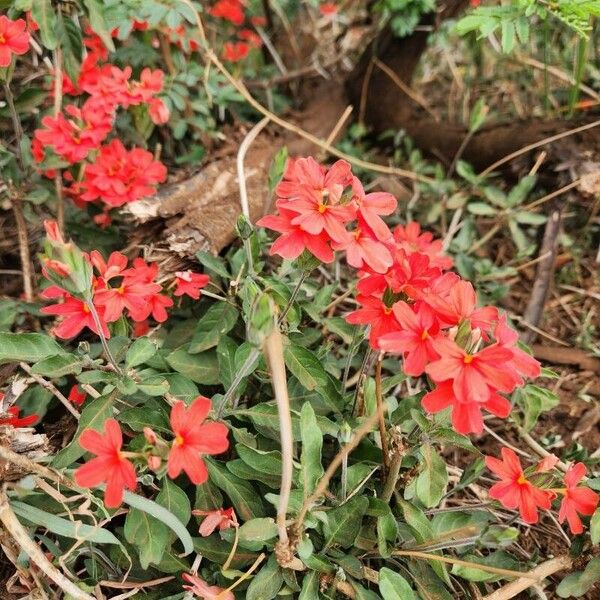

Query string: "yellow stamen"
[[517, 473, 527, 485], [463, 354, 474, 364], [318, 203, 327, 214], [174, 434, 185, 446], [421, 330, 429, 340], [82, 303, 90, 314]]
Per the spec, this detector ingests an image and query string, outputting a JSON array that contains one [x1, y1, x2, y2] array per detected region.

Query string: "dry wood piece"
[[0, 425, 49, 482], [521, 209, 562, 344], [482, 554, 572, 600], [532, 345, 600, 372]]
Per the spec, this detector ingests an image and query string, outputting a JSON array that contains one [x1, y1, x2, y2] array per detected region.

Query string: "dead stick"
[[482, 555, 572, 600], [10, 194, 33, 302], [0, 490, 95, 600], [521, 209, 561, 344]]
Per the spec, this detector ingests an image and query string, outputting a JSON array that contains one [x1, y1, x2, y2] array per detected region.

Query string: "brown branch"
[[481, 555, 572, 600], [9, 193, 34, 302], [521, 209, 562, 344]]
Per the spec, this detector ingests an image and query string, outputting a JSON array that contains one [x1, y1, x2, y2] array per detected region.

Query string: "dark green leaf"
[[31, 354, 82, 377], [189, 303, 238, 353], [0, 332, 65, 364], [323, 496, 368, 549], [165, 347, 219, 384]]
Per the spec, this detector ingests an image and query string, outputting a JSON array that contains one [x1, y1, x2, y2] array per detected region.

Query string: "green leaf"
[[415, 444, 448, 508], [217, 336, 238, 389], [379, 567, 416, 600], [124, 508, 169, 569], [31, 0, 57, 49], [165, 347, 219, 384], [246, 554, 283, 600], [238, 518, 278, 545], [501, 20, 515, 53], [236, 444, 283, 476], [514, 384, 559, 431], [11, 501, 120, 545], [31, 353, 82, 377], [156, 479, 191, 527], [398, 499, 433, 543], [52, 393, 116, 468], [126, 337, 158, 368], [284, 342, 342, 413], [137, 375, 170, 396], [451, 551, 521, 582], [118, 404, 170, 433], [467, 202, 497, 216], [0, 332, 65, 364], [507, 175, 537, 207], [122, 489, 194, 556], [189, 303, 238, 353], [513, 211, 547, 225], [195, 251, 230, 278], [83, 0, 116, 52], [300, 402, 323, 498], [299, 570, 321, 600], [206, 458, 265, 520], [557, 557, 600, 598], [323, 496, 368, 549]]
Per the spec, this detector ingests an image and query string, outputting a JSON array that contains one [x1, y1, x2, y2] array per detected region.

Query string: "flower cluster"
[[259, 157, 537, 436], [33, 27, 168, 210], [209, 0, 264, 62], [40, 221, 209, 339], [259, 155, 599, 536], [486, 449, 599, 534], [75, 396, 229, 507]]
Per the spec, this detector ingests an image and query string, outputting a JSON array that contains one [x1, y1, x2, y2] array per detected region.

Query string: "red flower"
[[425, 280, 498, 333], [0, 16, 30, 67], [75, 419, 137, 508], [210, 0, 245, 25], [351, 177, 395, 241], [494, 315, 541, 380], [68, 385, 87, 406], [94, 275, 162, 322], [332, 224, 393, 273], [257, 207, 334, 263], [319, 2, 338, 16], [90, 251, 128, 282], [172, 271, 210, 300], [238, 28, 262, 48], [485, 448, 554, 524], [346, 296, 401, 346], [222, 41, 249, 62], [193, 507, 237, 536], [41, 293, 110, 340], [80, 139, 167, 207], [0, 405, 38, 428], [167, 397, 229, 485], [379, 301, 440, 376], [34, 104, 113, 164], [149, 97, 170, 124], [558, 463, 599, 534], [393, 222, 453, 270], [182, 573, 234, 600], [426, 338, 518, 404], [422, 380, 511, 434]]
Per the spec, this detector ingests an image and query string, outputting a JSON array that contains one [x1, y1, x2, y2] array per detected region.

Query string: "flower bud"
[[143, 427, 158, 445], [147, 455, 161, 471]]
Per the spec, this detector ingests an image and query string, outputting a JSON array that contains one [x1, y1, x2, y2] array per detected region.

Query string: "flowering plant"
[[0, 2, 599, 600]]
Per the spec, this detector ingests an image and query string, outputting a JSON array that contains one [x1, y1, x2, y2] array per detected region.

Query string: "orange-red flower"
[[0, 16, 30, 67], [182, 573, 234, 600], [193, 507, 237, 536], [75, 419, 137, 508], [167, 397, 229, 485], [558, 463, 599, 534], [68, 385, 87, 406], [485, 448, 554, 524], [172, 271, 210, 300], [0, 401, 38, 428]]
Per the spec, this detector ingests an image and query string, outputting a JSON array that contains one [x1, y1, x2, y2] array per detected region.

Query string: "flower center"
[[383, 306, 392, 315], [463, 354, 474, 364], [421, 329, 429, 341], [517, 473, 528, 485], [82, 303, 90, 314], [174, 434, 185, 446], [117, 286, 125, 295], [0, 35, 5, 44], [318, 203, 327, 214]]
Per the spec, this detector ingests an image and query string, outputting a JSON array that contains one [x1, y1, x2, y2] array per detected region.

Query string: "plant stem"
[[263, 326, 294, 547], [375, 353, 390, 480], [381, 451, 402, 503], [10, 192, 33, 302], [3, 83, 24, 170], [217, 346, 260, 417], [278, 271, 307, 325], [85, 296, 122, 375], [568, 35, 588, 116]]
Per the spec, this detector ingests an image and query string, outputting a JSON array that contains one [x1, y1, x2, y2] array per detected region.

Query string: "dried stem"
[[19, 362, 80, 420], [278, 271, 307, 325], [3, 82, 25, 170], [481, 555, 572, 600], [262, 326, 295, 552], [0, 490, 95, 600], [85, 296, 122, 375], [375, 353, 390, 479], [10, 193, 34, 302], [295, 411, 380, 529]]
